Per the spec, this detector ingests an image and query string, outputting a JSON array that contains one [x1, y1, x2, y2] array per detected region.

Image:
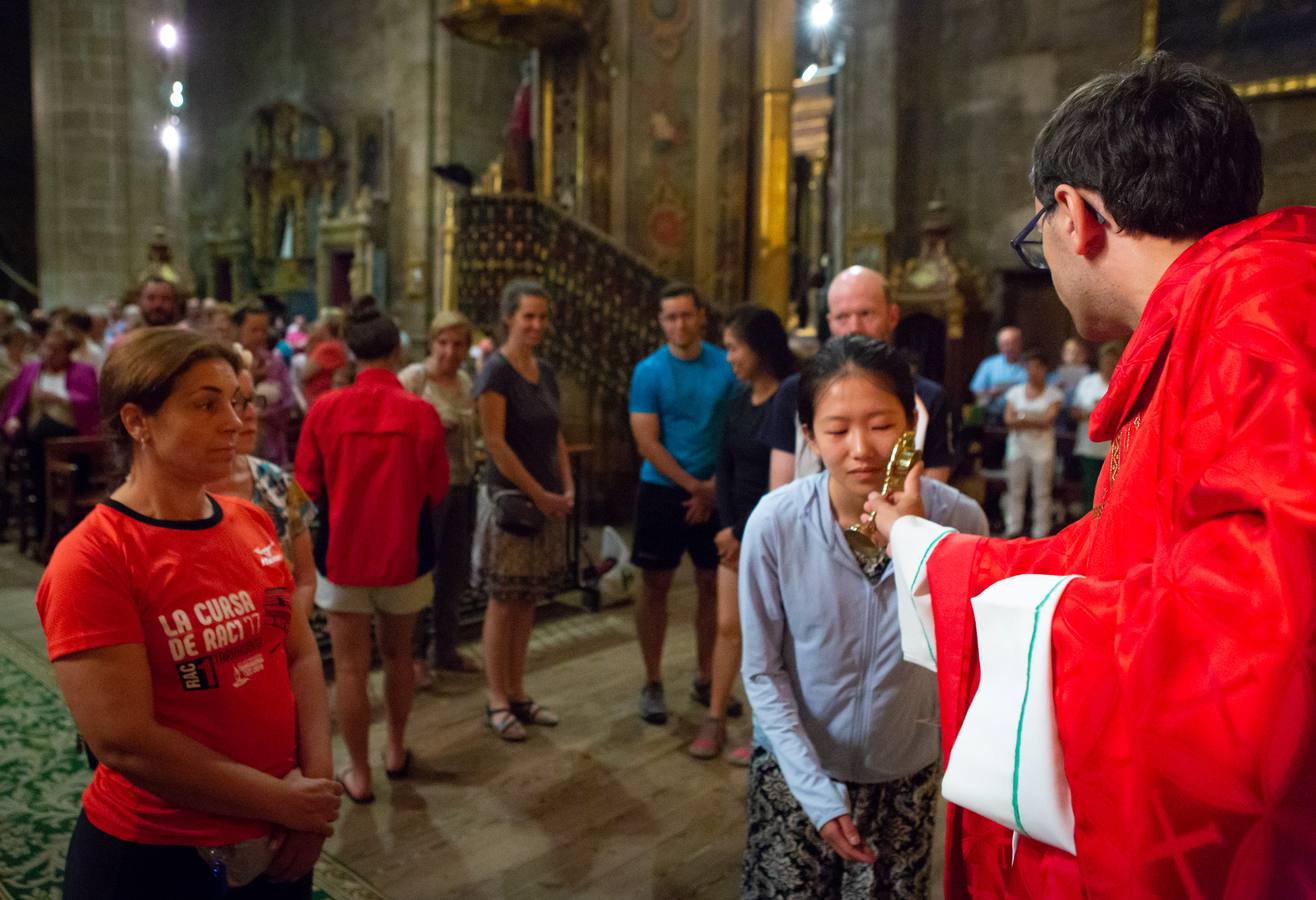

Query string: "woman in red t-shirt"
[[36, 328, 339, 900]]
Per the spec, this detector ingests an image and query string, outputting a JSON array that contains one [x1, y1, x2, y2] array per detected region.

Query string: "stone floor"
[[0, 540, 945, 899]]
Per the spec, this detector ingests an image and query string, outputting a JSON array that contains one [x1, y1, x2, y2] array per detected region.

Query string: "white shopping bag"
[[597, 526, 640, 602]]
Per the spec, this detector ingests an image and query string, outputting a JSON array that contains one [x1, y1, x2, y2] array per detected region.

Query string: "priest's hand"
[[863, 461, 925, 544], [819, 814, 877, 863]]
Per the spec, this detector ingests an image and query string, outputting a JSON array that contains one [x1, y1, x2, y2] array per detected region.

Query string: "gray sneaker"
[[639, 682, 667, 725]]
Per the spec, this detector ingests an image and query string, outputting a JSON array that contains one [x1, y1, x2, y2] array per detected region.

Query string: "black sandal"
[[509, 698, 560, 727], [484, 705, 527, 742], [336, 769, 375, 805], [385, 749, 413, 781]]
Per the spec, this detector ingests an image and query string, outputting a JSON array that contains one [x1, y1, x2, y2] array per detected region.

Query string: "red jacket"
[[295, 368, 449, 587], [926, 207, 1316, 898]]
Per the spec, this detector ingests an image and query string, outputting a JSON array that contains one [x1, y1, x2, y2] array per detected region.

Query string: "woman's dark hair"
[[1030, 51, 1262, 239], [798, 335, 915, 429], [499, 279, 550, 322], [498, 279, 549, 341], [1022, 348, 1049, 367], [723, 305, 797, 382], [344, 295, 400, 361], [99, 327, 241, 460]]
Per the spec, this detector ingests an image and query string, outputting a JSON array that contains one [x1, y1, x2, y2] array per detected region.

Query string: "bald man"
[[760, 265, 954, 488], [969, 326, 1027, 418]]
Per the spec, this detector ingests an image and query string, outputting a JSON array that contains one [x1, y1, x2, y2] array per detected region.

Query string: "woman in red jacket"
[[295, 298, 449, 804]]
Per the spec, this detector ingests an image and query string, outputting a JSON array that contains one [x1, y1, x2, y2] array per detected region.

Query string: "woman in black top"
[[472, 280, 574, 743], [690, 305, 796, 763]]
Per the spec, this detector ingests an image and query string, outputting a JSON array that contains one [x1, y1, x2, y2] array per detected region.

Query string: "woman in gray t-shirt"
[[472, 279, 574, 742]]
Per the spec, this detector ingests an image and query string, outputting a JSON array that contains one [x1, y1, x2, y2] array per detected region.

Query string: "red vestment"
[[928, 207, 1316, 898]]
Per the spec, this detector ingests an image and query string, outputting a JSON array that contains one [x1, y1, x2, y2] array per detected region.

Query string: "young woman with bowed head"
[[737, 335, 987, 899], [472, 279, 573, 742], [36, 327, 339, 900]]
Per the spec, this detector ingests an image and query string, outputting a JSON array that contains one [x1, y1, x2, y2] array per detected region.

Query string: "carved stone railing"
[[452, 192, 668, 420]]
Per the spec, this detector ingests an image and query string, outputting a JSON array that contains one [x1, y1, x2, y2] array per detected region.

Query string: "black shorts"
[[632, 481, 721, 571], [62, 810, 313, 900]]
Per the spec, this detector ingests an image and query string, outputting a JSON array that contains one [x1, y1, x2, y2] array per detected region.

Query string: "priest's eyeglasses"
[[1011, 202, 1106, 271]]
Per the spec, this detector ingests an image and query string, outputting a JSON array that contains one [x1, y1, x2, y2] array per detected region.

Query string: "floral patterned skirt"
[[471, 485, 568, 603], [742, 748, 939, 900]]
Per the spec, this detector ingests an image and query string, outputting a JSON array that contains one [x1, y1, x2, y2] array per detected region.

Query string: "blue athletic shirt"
[[629, 342, 737, 488]]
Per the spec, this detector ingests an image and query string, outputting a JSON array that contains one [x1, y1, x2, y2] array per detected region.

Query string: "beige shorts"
[[314, 573, 431, 616]]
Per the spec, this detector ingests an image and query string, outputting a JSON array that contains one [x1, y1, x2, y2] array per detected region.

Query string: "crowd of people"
[[967, 327, 1125, 538], [12, 50, 1316, 899]]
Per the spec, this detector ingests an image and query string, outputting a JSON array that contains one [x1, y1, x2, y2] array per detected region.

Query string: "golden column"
[[750, 0, 793, 320]]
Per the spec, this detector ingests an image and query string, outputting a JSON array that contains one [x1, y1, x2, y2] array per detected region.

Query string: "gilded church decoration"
[[243, 103, 339, 306], [645, 178, 688, 263], [440, 0, 585, 48], [640, 0, 692, 61], [1142, 0, 1316, 98]]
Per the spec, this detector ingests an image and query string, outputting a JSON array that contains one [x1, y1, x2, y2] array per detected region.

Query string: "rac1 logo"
[[177, 656, 219, 691], [253, 542, 285, 567]]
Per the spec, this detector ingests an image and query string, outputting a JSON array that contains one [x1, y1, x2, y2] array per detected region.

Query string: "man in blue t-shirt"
[[969, 325, 1028, 419], [628, 283, 738, 726]]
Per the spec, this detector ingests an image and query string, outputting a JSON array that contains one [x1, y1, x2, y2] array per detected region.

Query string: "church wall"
[[182, 0, 522, 336], [841, 0, 1316, 376], [32, 0, 179, 308]]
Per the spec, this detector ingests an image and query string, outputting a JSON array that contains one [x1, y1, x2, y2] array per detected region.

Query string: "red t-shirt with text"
[[36, 494, 298, 845]]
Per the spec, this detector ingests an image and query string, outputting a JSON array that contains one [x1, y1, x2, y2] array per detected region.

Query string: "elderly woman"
[[2, 324, 100, 528], [37, 328, 338, 899], [401, 310, 482, 681]]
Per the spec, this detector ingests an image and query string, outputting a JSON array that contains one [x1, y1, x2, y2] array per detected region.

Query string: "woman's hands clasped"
[[532, 487, 574, 518], [277, 767, 342, 836]]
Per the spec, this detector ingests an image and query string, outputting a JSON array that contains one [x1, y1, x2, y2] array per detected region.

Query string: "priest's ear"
[[1049, 185, 1110, 260]]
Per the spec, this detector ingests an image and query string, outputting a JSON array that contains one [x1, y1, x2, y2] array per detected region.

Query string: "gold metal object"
[[844, 431, 922, 560], [882, 430, 921, 497], [440, 0, 584, 49]]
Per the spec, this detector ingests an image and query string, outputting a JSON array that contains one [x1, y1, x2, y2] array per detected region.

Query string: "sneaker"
[[690, 678, 743, 718], [688, 716, 726, 760], [639, 682, 667, 725]]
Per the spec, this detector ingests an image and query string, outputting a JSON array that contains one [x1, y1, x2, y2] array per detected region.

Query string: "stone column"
[[32, 0, 174, 308], [748, 0, 793, 320]]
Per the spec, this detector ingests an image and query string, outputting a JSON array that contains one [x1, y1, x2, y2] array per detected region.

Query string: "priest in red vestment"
[[868, 53, 1316, 898]]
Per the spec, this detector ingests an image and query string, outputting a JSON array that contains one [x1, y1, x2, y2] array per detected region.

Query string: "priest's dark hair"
[[798, 335, 915, 431], [1030, 51, 1262, 239], [345, 295, 400, 361]]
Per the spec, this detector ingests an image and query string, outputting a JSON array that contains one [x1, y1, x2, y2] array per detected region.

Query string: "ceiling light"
[[809, 1, 834, 29]]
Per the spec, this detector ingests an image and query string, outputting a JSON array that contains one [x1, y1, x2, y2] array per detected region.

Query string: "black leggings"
[[63, 811, 313, 900]]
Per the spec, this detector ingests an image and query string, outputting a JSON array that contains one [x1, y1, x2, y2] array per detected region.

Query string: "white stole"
[[889, 517, 1079, 855]]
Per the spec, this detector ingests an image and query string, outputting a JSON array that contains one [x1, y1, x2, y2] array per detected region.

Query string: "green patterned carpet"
[[0, 628, 385, 900]]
